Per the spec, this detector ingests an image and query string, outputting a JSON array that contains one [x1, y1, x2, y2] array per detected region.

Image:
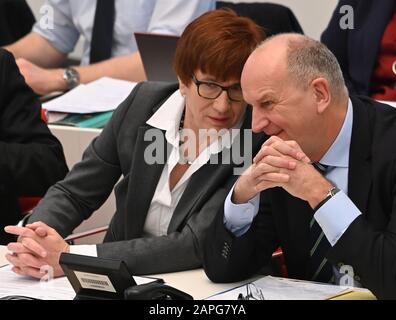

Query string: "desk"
[[0, 246, 375, 300], [0, 245, 252, 300], [151, 269, 258, 300], [48, 125, 115, 244]]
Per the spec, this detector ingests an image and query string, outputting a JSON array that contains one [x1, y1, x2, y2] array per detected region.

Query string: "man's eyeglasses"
[[191, 75, 244, 102]]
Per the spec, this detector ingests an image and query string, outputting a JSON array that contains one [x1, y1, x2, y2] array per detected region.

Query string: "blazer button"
[[354, 275, 361, 282], [337, 262, 344, 268]]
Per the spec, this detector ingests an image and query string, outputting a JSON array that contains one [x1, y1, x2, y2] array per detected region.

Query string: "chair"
[[18, 197, 41, 216], [271, 247, 288, 278], [216, 2, 304, 36]]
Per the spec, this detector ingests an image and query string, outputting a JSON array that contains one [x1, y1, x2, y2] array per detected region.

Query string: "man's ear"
[[311, 78, 331, 114]]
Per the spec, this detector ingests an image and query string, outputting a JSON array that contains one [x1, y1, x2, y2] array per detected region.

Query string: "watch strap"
[[313, 186, 340, 212]]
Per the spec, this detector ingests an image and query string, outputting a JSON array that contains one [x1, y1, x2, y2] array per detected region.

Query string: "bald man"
[[204, 34, 396, 300]]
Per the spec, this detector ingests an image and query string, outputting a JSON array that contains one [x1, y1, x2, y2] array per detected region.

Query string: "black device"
[[60, 253, 136, 300], [134, 32, 179, 82], [60, 253, 192, 300], [124, 282, 193, 300]]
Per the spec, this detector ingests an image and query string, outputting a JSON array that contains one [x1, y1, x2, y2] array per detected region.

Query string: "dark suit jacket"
[[30, 81, 265, 275], [204, 96, 396, 299], [321, 0, 395, 96], [0, 0, 35, 46], [0, 49, 68, 244]]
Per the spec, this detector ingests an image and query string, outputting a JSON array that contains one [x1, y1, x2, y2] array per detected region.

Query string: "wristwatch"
[[63, 67, 80, 90], [314, 186, 340, 211], [326, 186, 340, 198]]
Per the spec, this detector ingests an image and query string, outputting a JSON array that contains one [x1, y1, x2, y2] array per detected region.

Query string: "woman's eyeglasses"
[[191, 75, 244, 102]]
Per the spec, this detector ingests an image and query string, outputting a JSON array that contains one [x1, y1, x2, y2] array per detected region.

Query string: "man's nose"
[[252, 106, 270, 133]]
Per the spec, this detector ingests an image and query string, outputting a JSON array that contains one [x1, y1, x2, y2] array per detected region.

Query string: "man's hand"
[[233, 158, 294, 204], [278, 159, 334, 209], [4, 222, 69, 279], [16, 58, 66, 95], [232, 137, 333, 208], [232, 136, 311, 204], [255, 137, 333, 208], [253, 136, 311, 164]]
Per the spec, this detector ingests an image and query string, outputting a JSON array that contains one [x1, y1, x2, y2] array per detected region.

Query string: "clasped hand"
[[233, 136, 333, 208], [4, 222, 69, 279]]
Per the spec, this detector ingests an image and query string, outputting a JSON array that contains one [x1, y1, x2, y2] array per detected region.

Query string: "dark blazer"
[[321, 0, 395, 96], [204, 96, 396, 299], [0, 0, 35, 46], [30, 81, 265, 275], [0, 49, 68, 244]]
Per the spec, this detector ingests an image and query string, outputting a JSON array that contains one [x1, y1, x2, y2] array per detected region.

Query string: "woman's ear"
[[178, 77, 187, 97]]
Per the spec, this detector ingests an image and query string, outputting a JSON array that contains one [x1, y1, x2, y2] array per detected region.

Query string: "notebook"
[[134, 32, 179, 82]]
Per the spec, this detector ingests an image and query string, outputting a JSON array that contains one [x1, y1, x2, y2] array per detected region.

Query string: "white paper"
[[134, 276, 163, 286], [207, 276, 351, 300], [46, 112, 68, 123], [43, 77, 137, 114], [0, 266, 75, 300]]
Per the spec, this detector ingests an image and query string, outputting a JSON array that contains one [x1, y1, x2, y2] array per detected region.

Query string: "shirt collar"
[[319, 98, 353, 168], [146, 89, 244, 152], [146, 90, 185, 147]]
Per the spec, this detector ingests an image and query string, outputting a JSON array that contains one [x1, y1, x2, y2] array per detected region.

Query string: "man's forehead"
[[243, 52, 286, 83]]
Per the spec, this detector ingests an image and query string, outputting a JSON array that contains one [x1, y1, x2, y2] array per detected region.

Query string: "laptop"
[[134, 32, 179, 82]]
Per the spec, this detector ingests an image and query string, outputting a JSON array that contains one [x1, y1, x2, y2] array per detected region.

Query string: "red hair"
[[174, 9, 265, 85]]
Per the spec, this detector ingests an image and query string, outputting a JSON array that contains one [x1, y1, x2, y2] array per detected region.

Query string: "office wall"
[[26, 0, 339, 58]]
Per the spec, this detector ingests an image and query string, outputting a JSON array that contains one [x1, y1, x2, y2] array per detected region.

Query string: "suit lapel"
[[167, 149, 235, 233], [124, 125, 168, 238], [168, 111, 266, 232], [347, 97, 372, 213]]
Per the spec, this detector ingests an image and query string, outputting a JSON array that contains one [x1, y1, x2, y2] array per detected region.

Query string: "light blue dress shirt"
[[33, 0, 215, 65], [224, 99, 362, 246]]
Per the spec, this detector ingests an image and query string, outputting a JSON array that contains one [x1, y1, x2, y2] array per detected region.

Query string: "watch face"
[[64, 68, 80, 89], [331, 187, 340, 196]]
